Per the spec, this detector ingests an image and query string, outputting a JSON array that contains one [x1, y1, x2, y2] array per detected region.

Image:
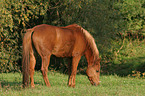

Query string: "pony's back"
[[31, 24, 87, 57]]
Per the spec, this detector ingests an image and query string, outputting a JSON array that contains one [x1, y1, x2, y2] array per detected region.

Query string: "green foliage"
[[0, 0, 145, 75], [114, 0, 145, 37], [102, 39, 145, 76], [101, 0, 145, 75], [0, 0, 49, 72], [0, 0, 19, 72], [0, 0, 119, 72]]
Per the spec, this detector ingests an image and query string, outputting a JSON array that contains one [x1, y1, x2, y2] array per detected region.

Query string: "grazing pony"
[[22, 24, 101, 88]]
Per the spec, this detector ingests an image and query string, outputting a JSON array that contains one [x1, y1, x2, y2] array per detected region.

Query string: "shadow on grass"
[[0, 80, 44, 90], [48, 55, 145, 77], [35, 55, 88, 75], [102, 56, 145, 76], [0, 80, 22, 90], [33, 55, 145, 77]]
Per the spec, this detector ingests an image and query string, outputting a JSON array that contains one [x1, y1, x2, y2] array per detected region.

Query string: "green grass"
[[0, 72, 145, 96]]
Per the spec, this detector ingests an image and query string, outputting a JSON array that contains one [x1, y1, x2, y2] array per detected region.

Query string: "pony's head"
[[86, 58, 101, 86]]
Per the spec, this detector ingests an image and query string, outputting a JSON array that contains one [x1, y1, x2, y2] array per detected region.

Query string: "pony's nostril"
[[93, 82, 97, 86]]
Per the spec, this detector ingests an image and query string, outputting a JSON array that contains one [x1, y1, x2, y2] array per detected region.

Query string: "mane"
[[81, 27, 99, 59], [63, 24, 99, 59]]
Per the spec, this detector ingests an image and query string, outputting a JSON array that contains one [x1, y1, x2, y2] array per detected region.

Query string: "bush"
[[114, 0, 145, 38], [0, 0, 48, 72], [0, 0, 119, 73], [0, 0, 145, 75]]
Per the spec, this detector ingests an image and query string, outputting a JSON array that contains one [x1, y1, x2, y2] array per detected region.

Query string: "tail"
[[22, 29, 34, 88]]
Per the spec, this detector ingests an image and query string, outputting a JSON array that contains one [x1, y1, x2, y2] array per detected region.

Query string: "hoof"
[[31, 85, 35, 88], [68, 84, 75, 88]]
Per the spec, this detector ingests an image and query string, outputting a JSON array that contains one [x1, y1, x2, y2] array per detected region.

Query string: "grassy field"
[[0, 72, 145, 96]]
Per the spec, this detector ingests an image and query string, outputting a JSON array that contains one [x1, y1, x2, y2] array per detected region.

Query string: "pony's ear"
[[94, 57, 101, 64], [97, 58, 101, 63]]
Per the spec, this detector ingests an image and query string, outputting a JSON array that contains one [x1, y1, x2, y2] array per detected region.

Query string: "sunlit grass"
[[0, 72, 145, 96]]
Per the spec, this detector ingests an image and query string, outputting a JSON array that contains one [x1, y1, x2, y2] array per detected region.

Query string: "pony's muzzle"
[[93, 81, 101, 86], [93, 82, 97, 86]]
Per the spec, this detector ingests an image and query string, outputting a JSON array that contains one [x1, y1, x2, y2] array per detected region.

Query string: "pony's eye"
[[96, 70, 99, 72]]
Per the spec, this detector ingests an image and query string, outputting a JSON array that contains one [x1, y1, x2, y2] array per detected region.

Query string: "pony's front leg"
[[30, 52, 36, 88], [68, 55, 81, 87], [41, 55, 51, 87]]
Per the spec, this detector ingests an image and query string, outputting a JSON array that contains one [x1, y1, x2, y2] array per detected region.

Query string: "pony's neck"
[[81, 27, 99, 59], [87, 43, 99, 59], [85, 46, 99, 67]]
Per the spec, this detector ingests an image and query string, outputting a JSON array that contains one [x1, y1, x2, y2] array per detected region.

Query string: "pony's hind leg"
[[29, 52, 36, 88], [41, 55, 51, 87]]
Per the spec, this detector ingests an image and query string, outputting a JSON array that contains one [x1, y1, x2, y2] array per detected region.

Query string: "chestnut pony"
[[22, 24, 101, 88]]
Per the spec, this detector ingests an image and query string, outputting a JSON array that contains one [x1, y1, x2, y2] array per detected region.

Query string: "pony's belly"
[[53, 53, 71, 57], [52, 42, 74, 57], [52, 50, 72, 57]]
